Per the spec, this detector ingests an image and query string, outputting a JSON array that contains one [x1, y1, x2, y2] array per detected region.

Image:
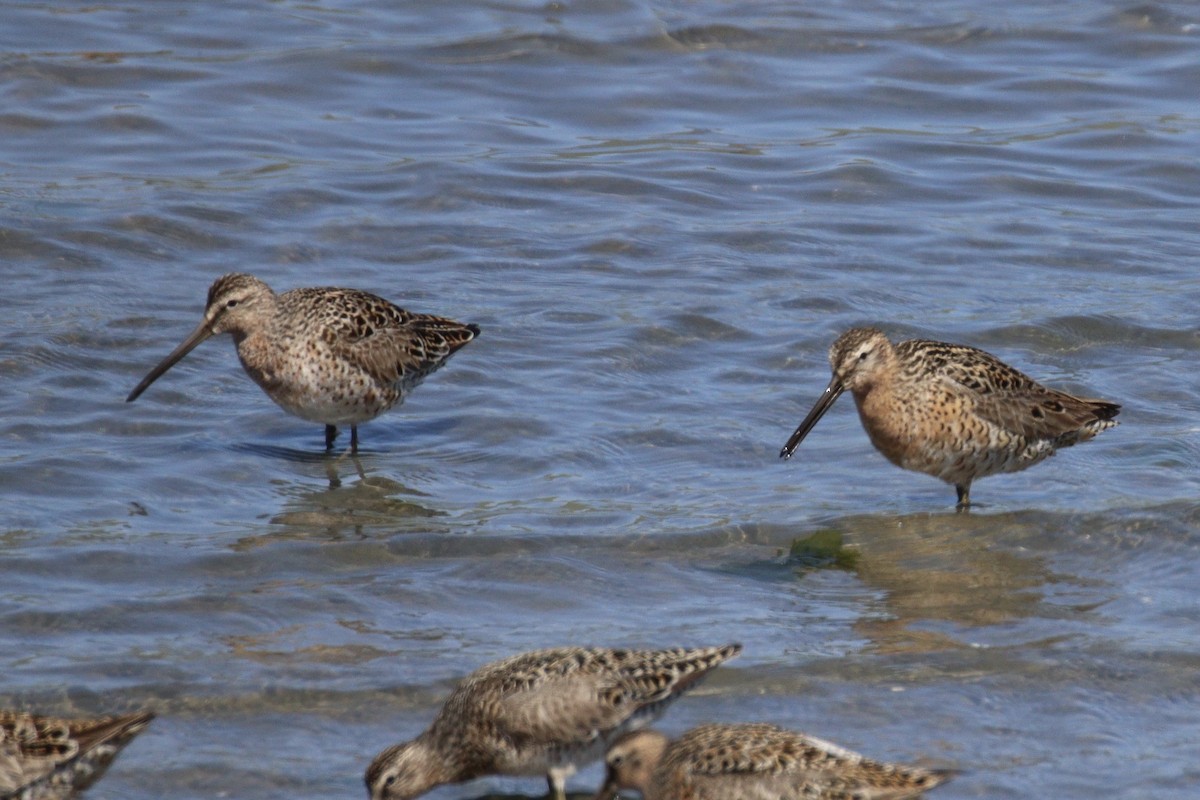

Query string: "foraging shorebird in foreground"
[[365, 644, 742, 800], [593, 722, 953, 800]]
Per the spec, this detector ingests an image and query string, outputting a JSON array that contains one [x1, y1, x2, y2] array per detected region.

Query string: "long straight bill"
[[779, 376, 844, 459], [126, 320, 215, 402]]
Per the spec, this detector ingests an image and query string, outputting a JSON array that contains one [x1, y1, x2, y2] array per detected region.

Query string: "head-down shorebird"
[[0, 710, 154, 800], [365, 644, 742, 800], [592, 722, 953, 800], [780, 327, 1120, 508], [126, 273, 480, 453]]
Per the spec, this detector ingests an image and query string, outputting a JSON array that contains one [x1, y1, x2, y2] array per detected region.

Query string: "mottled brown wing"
[[656, 725, 820, 800], [670, 724, 843, 778], [485, 660, 689, 746], [286, 287, 477, 390], [330, 314, 479, 390], [904, 340, 1120, 443], [967, 386, 1120, 444], [0, 744, 58, 793], [490, 670, 636, 748], [456, 646, 736, 750], [0, 713, 79, 793], [0, 711, 155, 796], [669, 724, 950, 800]]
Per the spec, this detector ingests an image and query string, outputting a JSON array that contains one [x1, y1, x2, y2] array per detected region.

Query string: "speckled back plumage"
[[887, 335, 1118, 443], [276, 284, 479, 400], [0, 711, 153, 800], [599, 723, 952, 800], [365, 644, 741, 800], [433, 645, 743, 769], [782, 327, 1119, 506]]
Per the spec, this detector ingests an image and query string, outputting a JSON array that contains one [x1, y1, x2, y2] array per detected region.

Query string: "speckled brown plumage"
[[0, 710, 153, 800], [364, 644, 742, 800], [127, 273, 480, 452], [780, 327, 1120, 507], [593, 723, 953, 800]]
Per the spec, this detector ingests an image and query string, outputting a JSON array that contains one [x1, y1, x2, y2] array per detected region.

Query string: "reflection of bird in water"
[[245, 473, 444, 546], [781, 327, 1119, 507], [324, 451, 367, 490], [365, 644, 741, 800], [0, 710, 154, 800], [593, 723, 952, 800], [814, 511, 1055, 653], [127, 273, 479, 453]]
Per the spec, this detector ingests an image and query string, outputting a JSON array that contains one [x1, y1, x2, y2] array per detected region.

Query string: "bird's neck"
[[419, 729, 482, 784]]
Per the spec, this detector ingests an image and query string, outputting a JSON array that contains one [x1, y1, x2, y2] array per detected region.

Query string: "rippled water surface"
[[2, 1, 1199, 798]]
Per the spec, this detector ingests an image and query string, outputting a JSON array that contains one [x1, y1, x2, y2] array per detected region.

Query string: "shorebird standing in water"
[[0, 709, 154, 800], [593, 722, 953, 800], [127, 273, 480, 453], [365, 644, 741, 800], [780, 327, 1119, 508]]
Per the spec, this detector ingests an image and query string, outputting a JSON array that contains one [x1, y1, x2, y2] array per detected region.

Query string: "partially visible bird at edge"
[[592, 722, 954, 800], [0, 710, 154, 800], [126, 273, 480, 453], [780, 327, 1120, 508], [365, 644, 742, 800]]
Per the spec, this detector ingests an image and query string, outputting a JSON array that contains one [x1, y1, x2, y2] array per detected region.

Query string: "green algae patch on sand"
[[788, 529, 859, 571]]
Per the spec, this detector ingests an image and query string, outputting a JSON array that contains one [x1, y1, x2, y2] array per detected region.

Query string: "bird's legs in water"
[[325, 424, 360, 454]]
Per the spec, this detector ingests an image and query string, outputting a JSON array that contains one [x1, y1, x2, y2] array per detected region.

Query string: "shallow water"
[[1, 1, 1199, 798]]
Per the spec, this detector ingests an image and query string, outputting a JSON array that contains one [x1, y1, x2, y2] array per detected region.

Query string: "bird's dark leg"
[[955, 483, 971, 511], [325, 424, 338, 450], [350, 425, 359, 454]]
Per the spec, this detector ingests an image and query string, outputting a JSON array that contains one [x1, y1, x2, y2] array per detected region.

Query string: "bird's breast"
[[233, 332, 398, 425]]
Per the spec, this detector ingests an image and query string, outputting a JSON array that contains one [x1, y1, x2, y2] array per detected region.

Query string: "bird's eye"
[[857, 351, 868, 361], [384, 775, 396, 787], [226, 299, 239, 308]]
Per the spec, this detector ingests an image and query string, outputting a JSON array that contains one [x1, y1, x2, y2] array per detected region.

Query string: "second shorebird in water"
[[780, 327, 1119, 508], [364, 644, 741, 800], [126, 273, 480, 453], [0, 709, 154, 800], [592, 722, 953, 800]]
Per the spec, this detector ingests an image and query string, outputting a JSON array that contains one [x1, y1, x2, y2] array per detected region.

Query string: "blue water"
[[2, 1, 1199, 798]]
